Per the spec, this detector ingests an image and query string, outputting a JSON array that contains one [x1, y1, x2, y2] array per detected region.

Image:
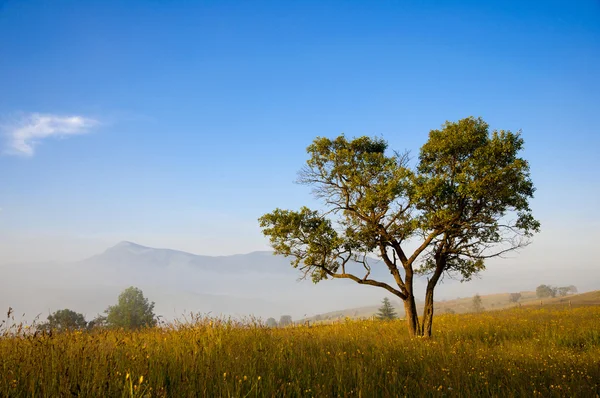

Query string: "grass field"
[[2, 304, 600, 397]]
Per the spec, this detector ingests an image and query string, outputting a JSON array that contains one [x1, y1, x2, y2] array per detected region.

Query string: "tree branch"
[[322, 267, 407, 300]]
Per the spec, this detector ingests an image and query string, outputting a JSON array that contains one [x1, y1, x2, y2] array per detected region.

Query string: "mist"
[[1, 218, 597, 326]]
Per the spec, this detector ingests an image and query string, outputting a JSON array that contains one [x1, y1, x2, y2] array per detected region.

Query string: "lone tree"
[[376, 297, 398, 320], [472, 294, 485, 312], [509, 292, 522, 303], [259, 117, 539, 337], [37, 309, 87, 332], [265, 317, 278, 328], [279, 315, 293, 327], [105, 286, 156, 330]]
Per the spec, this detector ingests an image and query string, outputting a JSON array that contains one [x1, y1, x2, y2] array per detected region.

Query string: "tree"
[[557, 285, 578, 297], [509, 293, 522, 303], [472, 294, 484, 312], [536, 284, 556, 299], [376, 297, 398, 320], [259, 117, 539, 337], [105, 287, 156, 330], [265, 317, 278, 328], [88, 314, 107, 330], [279, 315, 292, 327], [37, 309, 87, 332]]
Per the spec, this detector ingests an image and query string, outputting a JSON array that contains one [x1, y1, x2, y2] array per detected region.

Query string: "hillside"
[[521, 290, 600, 308], [306, 290, 600, 322]]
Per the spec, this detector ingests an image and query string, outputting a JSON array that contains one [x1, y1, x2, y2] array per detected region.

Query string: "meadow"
[[1, 306, 599, 397]]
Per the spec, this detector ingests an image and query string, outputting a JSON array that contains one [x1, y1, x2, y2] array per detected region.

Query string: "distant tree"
[[376, 297, 398, 320], [314, 314, 322, 321], [265, 317, 278, 328], [105, 287, 156, 330], [556, 285, 578, 297], [536, 284, 556, 299], [279, 315, 292, 327], [87, 314, 107, 330], [472, 294, 484, 312], [259, 117, 539, 338], [443, 308, 456, 314], [37, 309, 87, 332], [509, 293, 522, 303]]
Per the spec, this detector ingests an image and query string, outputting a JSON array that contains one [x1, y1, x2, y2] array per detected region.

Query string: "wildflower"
[[139, 375, 143, 384]]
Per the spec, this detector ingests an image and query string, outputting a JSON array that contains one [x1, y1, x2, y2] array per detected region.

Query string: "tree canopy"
[[536, 284, 556, 299], [472, 294, 485, 312], [259, 117, 539, 337], [376, 297, 398, 320], [509, 293, 522, 303], [105, 287, 156, 330], [37, 309, 87, 332], [279, 315, 293, 327]]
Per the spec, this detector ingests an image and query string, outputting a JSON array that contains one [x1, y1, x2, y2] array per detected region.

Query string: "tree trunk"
[[420, 257, 445, 338], [421, 285, 435, 338], [402, 267, 420, 337], [403, 295, 419, 337]]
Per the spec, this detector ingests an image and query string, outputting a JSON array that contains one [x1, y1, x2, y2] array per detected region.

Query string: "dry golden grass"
[[1, 306, 599, 397]]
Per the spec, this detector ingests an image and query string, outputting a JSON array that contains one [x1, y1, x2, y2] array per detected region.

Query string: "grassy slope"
[[308, 290, 599, 321]]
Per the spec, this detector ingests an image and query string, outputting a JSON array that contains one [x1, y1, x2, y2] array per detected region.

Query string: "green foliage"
[[536, 284, 556, 299], [259, 117, 539, 336], [472, 294, 484, 312], [568, 285, 578, 294], [414, 117, 540, 280], [509, 293, 522, 303], [259, 207, 343, 283], [105, 287, 156, 330], [278, 315, 292, 327], [557, 285, 578, 297], [536, 284, 578, 299], [37, 309, 87, 332], [87, 314, 107, 330], [376, 297, 398, 320]]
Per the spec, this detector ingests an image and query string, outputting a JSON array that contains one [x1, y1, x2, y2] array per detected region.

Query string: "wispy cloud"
[[2, 113, 98, 156]]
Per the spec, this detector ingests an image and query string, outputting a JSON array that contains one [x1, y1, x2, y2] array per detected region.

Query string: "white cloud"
[[3, 113, 98, 156]]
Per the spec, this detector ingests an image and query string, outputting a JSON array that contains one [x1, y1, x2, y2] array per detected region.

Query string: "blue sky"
[[0, 0, 598, 263]]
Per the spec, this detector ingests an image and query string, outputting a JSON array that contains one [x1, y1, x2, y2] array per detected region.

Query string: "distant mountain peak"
[[104, 241, 153, 254], [112, 241, 147, 249]]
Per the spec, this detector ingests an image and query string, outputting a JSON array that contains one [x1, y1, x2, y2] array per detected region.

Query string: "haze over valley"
[[2, 237, 596, 323]]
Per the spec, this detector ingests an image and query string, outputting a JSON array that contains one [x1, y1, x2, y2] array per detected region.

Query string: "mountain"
[[5, 241, 590, 325], [81, 241, 291, 274], [1, 242, 400, 323]]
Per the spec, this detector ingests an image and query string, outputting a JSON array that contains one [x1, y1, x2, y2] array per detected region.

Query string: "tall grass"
[[1, 307, 599, 397]]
